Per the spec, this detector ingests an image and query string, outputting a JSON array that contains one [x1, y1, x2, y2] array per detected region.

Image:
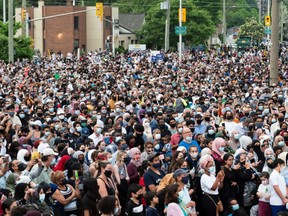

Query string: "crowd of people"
[[0, 47, 287, 216]]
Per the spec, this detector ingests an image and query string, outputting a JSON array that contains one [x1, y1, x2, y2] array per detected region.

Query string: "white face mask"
[[39, 194, 45, 202], [178, 128, 183, 133], [155, 134, 161, 140]]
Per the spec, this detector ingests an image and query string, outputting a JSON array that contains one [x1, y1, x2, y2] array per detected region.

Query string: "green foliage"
[[238, 17, 264, 41], [193, 0, 222, 25], [0, 21, 34, 62], [138, 0, 215, 49], [226, 0, 258, 28]]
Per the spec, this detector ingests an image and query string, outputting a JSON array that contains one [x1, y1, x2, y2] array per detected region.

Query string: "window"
[[105, 16, 111, 29], [74, 16, 79, 30]]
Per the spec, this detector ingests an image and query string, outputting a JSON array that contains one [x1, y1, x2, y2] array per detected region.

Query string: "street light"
[[223, 0, 236, 45]]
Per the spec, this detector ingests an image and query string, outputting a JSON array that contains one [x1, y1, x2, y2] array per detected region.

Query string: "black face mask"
[[196, 119, 202, 125], [79, 159, 84, 164], [18, 163, 27, 172], [204, 117, 210, 122], [284, 136, 288, 142], [37, 113, 43, 117], [190, 128, 195, 133], [170, 123, 176, 128], [104, 170, 112, 178], [159, 124, 165, 129], [24, 155, 31, 162], [213, 112, 218, 116], [278, 117, 285, 123], [60, 179, 67, 185], [267, 162, 274, 169]]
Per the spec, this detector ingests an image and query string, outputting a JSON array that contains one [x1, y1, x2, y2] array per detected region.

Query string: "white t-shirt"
[[257, 183, 272, 203], [269, 170, 286, 205], [200, 173, 218, 195]]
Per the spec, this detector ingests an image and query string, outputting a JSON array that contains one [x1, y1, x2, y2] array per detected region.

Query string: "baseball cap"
[[42, 148, 58, 156], [173, 169, 188, 179], [81, 128, 90, 137], [147, 152, 160, 162], [32, 120, 42, 127]]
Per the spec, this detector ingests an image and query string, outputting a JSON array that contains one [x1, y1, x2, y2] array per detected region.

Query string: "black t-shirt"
[[143, 168, 165, 192], [125, 199, 144, 216]]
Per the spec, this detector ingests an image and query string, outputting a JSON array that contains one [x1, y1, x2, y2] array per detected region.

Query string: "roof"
[[119, 13, 145, 32]]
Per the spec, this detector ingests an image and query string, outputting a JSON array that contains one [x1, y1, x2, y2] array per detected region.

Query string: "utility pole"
[[223, 0, 226, 45], [22, 0, 26, 36], [280, 1, 283, 42], [8, 0, 13, 63], [259, 0, 261, 23], [3, 0, 6, 23], [267, 0, 270, 41], [165, 0, 170, 52], [179, 0, 182, 64], [270, 0, 280, 85], [112, 17, 115, 57]]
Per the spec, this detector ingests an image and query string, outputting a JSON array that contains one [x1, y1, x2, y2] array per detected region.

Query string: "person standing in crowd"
[[257, 171, 272, 216], [127, 147, 142, 184], [125, 184, 144, 216], [269, 159, 288, 216]]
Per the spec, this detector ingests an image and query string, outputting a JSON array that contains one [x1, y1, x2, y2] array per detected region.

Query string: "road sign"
[[264, 27, 272, 35], [175, 26, 186, 35]]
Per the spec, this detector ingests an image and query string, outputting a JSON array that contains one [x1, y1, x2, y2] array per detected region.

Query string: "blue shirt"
[[179, 140, 201, 153], [194, 124, 206, 134]]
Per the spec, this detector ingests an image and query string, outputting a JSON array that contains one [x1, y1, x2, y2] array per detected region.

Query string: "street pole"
[[165, 0, 170, 52], [179, 0, 182, 65], [112, 17, 115, 57], [3, 0, 6, 23], [259, 0, 261, 23], [270, 0, 280, 85], [280, 1, 283, 42], [8, 0, 13, 63], [267, 0, 270, 41], [223, 0, 226, 45], [22, 0, 26, 36]]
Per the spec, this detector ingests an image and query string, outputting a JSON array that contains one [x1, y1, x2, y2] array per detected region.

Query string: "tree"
[[238, 17, 264, 41], [138, 0, 215, 49], [0, 21, 34, 62]]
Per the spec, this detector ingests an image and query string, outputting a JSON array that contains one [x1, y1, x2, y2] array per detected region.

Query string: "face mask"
[[80, 93, 84, 97], [76, 126, 82, 132], [155, 134, 161, 140], [208, 166, 215, 173], [204, 117, 210, 122], [19, 114, 25, 119], [115, 108, 121, 113], [208, 129, 215, 135], [219, 146, 225, 152], [144, 122, 150, 127], [24, 108, 29, 113], [234, 134, 241, 140], [271, 118, 277, 123], [24, 155, 31, 162], [258, 106, 264, 111], [181, 176, 189, 184], [96, 128, 102, 133], [18, 163, 27, 171], [232, 204, 239, 211], [190, 153, 198, 158], [196, 119, 202, 125], [261, 180, 269, 186], [49, 108, 54, 112], [279, 117, 285, 123], [152, 163, 160, 169], [79, 159, 84, 164], [115, 136, 122, 142], [101, 109, 107, 114], [39, 194, 45, 203], [278, 141, 285, 147], [263, 108, 269, 114], [104, 170, 112, 178], [50, 158, 56, 165], [178, 128, 183, 134], [97, 115, 101, 120], [9, 112, 14, 117], [55, 125, 60, 130], [185, 136, 192, 142], [44, 131, 51, 137], [59, 115, 65, 120], [137, 194, 143, 200], [75, 110, 80, 115], [60, 179, 67, 185], [114, 207, 119, 215], [104, 137, 110, 144], [46, 118, 51, 122], [178, 190, 184, 199]]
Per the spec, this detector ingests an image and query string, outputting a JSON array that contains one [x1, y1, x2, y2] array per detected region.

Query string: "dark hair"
[[272, 158, 285, 169], [165, 184, 179, 205], [11, 206, 28, 216], [97, 195, 115, 214], [128, 184, 142, 196], [260, 171, 270, 179], [223, 153, 233, 163], [2, 198, 15, 214], [80, 178, 100, 216], [144, 191, 156, 205]]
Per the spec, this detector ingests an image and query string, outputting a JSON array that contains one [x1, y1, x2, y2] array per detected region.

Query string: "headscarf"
[[14, 183, 27, 201], [6, 173, 19, 194], [201, 147, 212, 156], [129, 147, 142, 167], [239, 135, 253, 151], [17, 149, 29, 164], [142, 118, 152, 141], [53, 155, 70, 171], [198, 155, 214, 169], [73, 151, 84, 159], [211, 137, 226, 157]]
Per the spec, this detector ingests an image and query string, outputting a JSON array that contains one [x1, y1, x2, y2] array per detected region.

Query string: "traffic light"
[[96, 3, 103, 21], [178, 8, 186, 23], [21, 8, 26, 20], [265, 16, 271, 26]]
